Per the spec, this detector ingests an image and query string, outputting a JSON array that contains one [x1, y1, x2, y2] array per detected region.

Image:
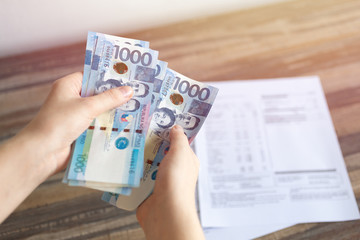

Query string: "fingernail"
[[119, 86, 133, 98], [173, 125, 183, 131]]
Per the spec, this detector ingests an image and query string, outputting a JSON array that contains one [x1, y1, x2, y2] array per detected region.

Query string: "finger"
[[53, 72, 83, 95], [85, 86, 133, 117], [65, 72, 83, 91], [169, 125, 190, 151]]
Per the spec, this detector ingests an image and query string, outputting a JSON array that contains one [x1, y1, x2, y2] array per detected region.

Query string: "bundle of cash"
[[63, 31, 219, 210]]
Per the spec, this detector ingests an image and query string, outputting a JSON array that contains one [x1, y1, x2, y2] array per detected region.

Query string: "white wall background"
[[0, 0, 288, 57]]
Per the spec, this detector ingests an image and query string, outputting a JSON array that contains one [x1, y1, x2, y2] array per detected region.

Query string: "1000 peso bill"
[[64, 32, 156, 187], [102, 70, 219, 209], [63, 32, 219, 207]]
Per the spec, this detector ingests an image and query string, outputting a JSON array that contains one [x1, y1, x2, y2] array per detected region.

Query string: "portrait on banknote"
[[151, 107, 201, 140], [175, 112, 200, 130], [152, 107, 176, 129], [118, 99, 141, 112], [127, 81, 150, 98], [95, 79, 123, 94], [95, 78, 150, 98]]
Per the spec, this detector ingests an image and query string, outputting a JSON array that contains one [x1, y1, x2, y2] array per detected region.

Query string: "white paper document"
[[196, 77, 360, 234], [203, 223, 295, 240]]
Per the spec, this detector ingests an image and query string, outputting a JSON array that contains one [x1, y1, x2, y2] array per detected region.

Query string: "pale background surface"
[[0, 0, 290, 57]]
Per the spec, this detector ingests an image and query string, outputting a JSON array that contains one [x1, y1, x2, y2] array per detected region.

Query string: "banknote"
[[67, 109, 146, 187], [63, 32, 219, 206], [81, 42, 159, 185], [63, 32, 151, 184], [67, 96, 152, 187], [63, 32, 99, 184], [65, 34, 157, 187], [70, 63, 175, 194], [102, 70, 219, 209], [89, 33, 158, 137], [102, 165, 158, 210], [85, 32, 152, 97], [149, 62, 172, 115], [147, 69, 219, 167], [91, 68, 175, 192], [91, 66, 176, 194], [82, 31, 98, 96]]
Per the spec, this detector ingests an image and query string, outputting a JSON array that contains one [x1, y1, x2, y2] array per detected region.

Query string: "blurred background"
[[1, 0, 360, 239], [0, 0, 290, 57]]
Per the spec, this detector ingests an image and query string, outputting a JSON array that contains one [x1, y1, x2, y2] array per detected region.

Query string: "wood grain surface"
[[1, 0, 360, 239]]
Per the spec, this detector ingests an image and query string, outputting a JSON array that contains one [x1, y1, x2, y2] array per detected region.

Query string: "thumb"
[[85, 86, 133, 117], [169, 125, 190, 152]]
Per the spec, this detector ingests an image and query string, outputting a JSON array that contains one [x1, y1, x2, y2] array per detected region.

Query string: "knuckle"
[[82, 97, 94, 109], [70, 72, 83, 79], [52, 72, 82, 91], [105, 88, 123, 103], [172, 130, 188, 142], [51, 78, 63, 91]]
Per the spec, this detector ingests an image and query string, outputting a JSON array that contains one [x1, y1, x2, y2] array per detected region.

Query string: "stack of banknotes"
[[63, 31, 219, 210]]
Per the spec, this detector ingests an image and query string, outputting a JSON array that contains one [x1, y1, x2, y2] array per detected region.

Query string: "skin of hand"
[[136, 125, 205, 240], [0, 72, 133, 222]]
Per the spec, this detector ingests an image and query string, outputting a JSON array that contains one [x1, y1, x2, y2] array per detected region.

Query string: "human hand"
[[21, 72, 133, 176], [0, 72, 133, 222], [136, 126, 205, 240]]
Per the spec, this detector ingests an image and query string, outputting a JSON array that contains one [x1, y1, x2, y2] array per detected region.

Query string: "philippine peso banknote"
[[64, 32, 157, 187], [84, 31, 150, 97], [102, 70, 219, 209], [63, 32, 151, 185], [63, 32, 219, 205], [72, 63, 176, 194], [77, 64, 177, 195], [146, 69, 219, 167]]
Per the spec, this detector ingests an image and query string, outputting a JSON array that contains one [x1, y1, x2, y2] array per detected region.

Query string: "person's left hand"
[[22, 72, 134, 175]]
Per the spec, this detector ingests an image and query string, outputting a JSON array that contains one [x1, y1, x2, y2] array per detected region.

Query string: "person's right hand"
[[0, 72, 134, 223], [136, 125, 205, 240]]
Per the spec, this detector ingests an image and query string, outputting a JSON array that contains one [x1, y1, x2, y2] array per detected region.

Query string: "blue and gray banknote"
[[63, 31, 219, 210]]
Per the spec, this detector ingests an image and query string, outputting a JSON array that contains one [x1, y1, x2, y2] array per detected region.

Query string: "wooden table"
[[1, 0, 360, 239]]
